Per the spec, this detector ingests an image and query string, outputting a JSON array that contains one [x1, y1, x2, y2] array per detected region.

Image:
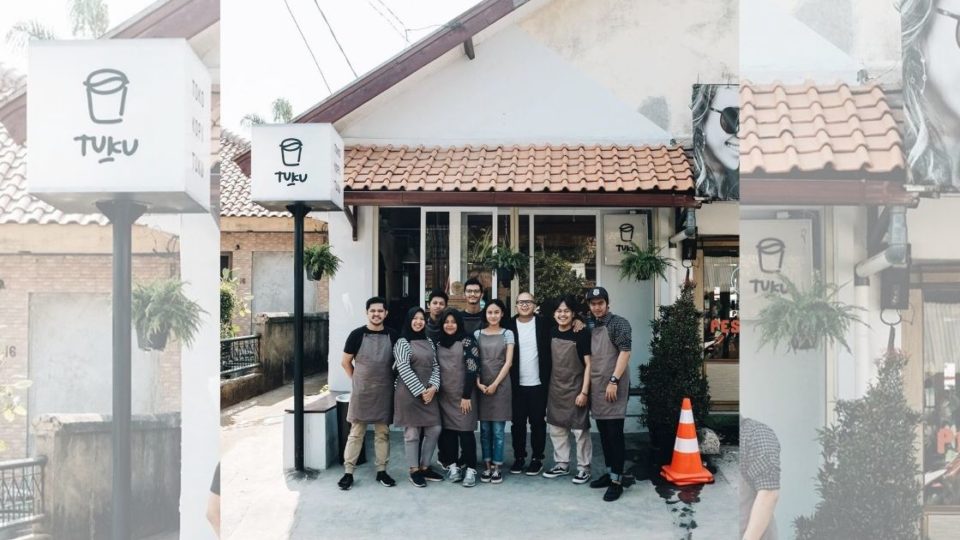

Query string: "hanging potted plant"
[[619, 242, 673, 282], [757, 273, 864, 353], [485, 245, 528, 288], [132, 278, 206, 352], [303, 243, 342, 281]]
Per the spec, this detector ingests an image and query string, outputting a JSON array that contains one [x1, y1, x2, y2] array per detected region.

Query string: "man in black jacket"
[[506, 291, 553, 475]]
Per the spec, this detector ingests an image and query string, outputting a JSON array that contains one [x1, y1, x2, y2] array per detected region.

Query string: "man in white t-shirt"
[[506, 292, 552, 475]]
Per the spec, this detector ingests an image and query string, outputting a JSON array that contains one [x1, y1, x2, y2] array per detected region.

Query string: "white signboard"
[[251, 123, 344, 211], [741, 218, 814, 320], [603, 213, 648, 265], [27, 39, 211, 214]]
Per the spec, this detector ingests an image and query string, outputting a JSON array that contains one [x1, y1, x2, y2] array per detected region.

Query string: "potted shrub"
[[133, 278, 205, 351], [756, 273, 864, 353], [485, 245, 528, 288], [303, 244, 342, 281], [619, 242, 673, 282]]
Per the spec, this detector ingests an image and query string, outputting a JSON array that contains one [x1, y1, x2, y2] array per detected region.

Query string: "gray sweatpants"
[[403, 425, 442, 469]]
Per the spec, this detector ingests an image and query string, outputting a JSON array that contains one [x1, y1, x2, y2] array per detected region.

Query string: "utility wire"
[[282, 0, 332, 94], [314, 0, 358, 78], [374, 0, 410, 40], [367, 0, 408, 42]]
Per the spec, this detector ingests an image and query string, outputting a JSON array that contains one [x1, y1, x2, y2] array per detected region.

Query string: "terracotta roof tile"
[[219, 131, 290, 218], [741, 81, 904, 175], [345, 144, 692, 193]]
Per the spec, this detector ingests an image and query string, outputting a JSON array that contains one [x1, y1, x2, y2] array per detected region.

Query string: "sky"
[[221, 0, 480, 134], [0, 0, 156, 72]]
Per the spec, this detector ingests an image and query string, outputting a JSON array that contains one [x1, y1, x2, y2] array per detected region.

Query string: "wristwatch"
[[608, 375, 620, 385]]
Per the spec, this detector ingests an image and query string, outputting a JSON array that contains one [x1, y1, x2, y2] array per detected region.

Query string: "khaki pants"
[[343, 422, 390, 473], [548, 423, 592, 472]]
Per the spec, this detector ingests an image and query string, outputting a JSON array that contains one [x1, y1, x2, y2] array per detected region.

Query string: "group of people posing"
[[338, 279, 633, 502]]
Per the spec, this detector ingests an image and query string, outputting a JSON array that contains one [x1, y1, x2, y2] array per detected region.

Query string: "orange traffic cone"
[[660, 397, 714, 486]]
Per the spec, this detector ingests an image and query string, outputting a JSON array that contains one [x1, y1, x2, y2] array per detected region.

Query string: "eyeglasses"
[[709, 106, 739, 135], [517, 300, 536, 306], [937, 8, 960, 48], [465, 289, 482, 295]]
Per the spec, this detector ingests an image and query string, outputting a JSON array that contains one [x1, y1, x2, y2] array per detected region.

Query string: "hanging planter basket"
[[135, 321, 171, 352], [789, 334, 819, 351], [303, 244, 341, 283], [497, 267, 514, 288], [306, 269, 323, 281], [132, 278, 205, 353]]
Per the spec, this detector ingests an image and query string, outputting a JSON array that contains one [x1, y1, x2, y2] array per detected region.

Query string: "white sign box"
[[603, 213, 648, 265], [251, 124, 345, 211], [27, 39, 211, 214], [740, 218, 814, 320]]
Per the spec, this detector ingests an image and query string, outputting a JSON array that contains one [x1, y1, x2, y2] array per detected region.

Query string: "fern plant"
[[619, 242, 673, 282], [133, 278, 206, 351], [303, 244, 342, 281], [485, 245, 528, 287], [756, 272, 864, 353]]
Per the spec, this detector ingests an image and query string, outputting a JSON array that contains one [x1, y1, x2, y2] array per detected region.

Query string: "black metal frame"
[[220, 335, 261, 378], [0, 456, 46, 533]]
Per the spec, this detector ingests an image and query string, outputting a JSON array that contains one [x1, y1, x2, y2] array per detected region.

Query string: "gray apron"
[[437, 341, 478, 431], [346, 333, 394, 424], [392, 340, 441, 427], [740, 472, 778, 540], [547, 337, 590, 430], [477, 332, 512, 422], [461, 312, 483, 336], [589, 325, 629, 420]]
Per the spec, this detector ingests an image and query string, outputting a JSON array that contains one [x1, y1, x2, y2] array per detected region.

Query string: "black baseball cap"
[[586, 287, 609, 302]]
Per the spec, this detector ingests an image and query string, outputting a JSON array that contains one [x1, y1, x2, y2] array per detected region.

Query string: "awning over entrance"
[[343, 143, 697, 207]]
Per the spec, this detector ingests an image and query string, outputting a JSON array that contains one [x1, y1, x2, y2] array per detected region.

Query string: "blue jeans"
[[480, 421, 506, 465]]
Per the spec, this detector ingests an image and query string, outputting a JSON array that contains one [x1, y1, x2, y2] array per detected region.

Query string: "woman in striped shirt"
[[392, 307, 443, 487]]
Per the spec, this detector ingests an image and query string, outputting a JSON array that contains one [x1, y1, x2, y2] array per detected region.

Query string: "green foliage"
[[303, 244, 342, 280], [533, 252, 587, 305], [485, 245, 528, 274], [619, 242, 673, 282], [220, 269, 249, 338], [0, 379, 30, 453], [794, 350, 921, 539], [756, 273, 865, 353], [5, 20, 58, 50], [639, 283, 711, 438], [272, 97, 293, 123], [69, 0, 109, 38], [132, 278, 206, 350]]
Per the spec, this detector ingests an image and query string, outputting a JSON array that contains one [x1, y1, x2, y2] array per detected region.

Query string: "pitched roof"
[[220, 130, 288, 218], [345, 144, 693, 193], [740, 81, 904, 176]]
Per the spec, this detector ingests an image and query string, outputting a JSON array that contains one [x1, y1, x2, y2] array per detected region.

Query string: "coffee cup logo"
[[84, 68, 129, 124], [619, 223, 634, 243], [280, 138, 303, 167], [756, 237, 785, 273]]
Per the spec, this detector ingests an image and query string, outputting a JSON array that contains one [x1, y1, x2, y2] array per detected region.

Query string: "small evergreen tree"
[[794, 350, 921, 540], [639, 283, 710, 452]]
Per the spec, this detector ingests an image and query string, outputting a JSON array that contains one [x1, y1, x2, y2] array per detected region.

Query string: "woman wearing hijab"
[[435, 308, 481, 487], [392, 307, 443, 487], [474, 299, 515, 484]]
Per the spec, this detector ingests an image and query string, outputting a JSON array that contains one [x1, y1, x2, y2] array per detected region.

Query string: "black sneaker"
[[376, 471, 396, 487], [337, 473, 354, 490], [589, 473, 611, 489], [509, 459, 525, 474], [525, 459, 543, 476], [409, 471, 426, 488], [421, 467, 444, 482], [603, 482, 624, 502]]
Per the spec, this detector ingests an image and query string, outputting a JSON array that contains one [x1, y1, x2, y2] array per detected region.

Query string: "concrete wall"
[[252, 252, 319, 322], [32, 412, 180, 540], [254, 312, 330, 389]]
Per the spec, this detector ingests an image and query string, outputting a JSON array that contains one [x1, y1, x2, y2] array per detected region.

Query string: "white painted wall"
[[909, 197, 960, 261], [251, 252, 318, 315]]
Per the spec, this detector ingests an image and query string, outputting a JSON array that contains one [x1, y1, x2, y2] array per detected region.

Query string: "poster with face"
[[900, 0, 960, 191], [691, 83, 740, 201]]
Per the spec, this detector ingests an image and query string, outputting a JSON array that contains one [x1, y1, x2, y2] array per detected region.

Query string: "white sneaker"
[[572, 470, 591, 484], [542, 464, 571, 478], [462, 468, 478, 487], [448, 464, 462, 483]]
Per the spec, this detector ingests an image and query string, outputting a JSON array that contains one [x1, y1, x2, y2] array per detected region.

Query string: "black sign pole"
[[96, 199, 147, 540], [287, 202, 311, 472]]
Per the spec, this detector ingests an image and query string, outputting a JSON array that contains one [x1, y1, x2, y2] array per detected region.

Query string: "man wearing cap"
[[584, 286, 632, 502]]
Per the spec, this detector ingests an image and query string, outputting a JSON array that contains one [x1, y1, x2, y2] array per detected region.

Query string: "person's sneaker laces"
[[421, 467, 444, 482], [462, 467, 478, 487], [447, 464, 462, 483], [437, 460, 451, 471], [603, 482, 624, 502], [589, 473, 612, 489], [480, 468, 493, 483], [509, 459, 525, 474], [572, 470, 592, 484], [525, 459, 544, 476], [409, 471, 426, 488], [541, 464, 570, 478], [376, 471, 396, 487], [491, 467, 504, 484], [337, 473, 354, 490]]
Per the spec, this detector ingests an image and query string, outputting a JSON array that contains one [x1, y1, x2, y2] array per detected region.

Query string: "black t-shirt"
[[343, 326, 399, 355], [551, 326, 592, 364], [460, 308, 484, 335]]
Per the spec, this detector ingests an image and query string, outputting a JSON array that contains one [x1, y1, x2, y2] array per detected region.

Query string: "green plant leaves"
[[132, 278, 206, 350], [303, 244, 342, 278], [619, 242, 673, 282]]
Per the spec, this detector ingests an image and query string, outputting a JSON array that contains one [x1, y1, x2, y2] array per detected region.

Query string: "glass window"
[[377, 208, 420, 332], [532, 215, 596, 302], [425, 212, 449, 295], [923, 297, 960, 507], [703, 252, 740, 361]]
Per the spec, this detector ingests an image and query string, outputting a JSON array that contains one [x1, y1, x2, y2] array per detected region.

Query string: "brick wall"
[[220, 230, 330, 334], [0, 252, 181, 459]]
